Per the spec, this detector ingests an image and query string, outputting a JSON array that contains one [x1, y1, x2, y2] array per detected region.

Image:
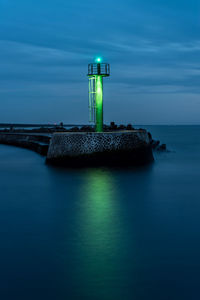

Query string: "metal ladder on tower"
[[88, 76, 96, 123]]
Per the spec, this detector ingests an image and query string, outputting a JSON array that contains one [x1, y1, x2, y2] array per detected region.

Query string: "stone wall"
[[47, 131, 154, 167], [0, 133, 50, 155]]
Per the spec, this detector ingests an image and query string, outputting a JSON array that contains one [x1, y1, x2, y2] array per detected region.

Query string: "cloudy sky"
[[0, 0, 200, 124]]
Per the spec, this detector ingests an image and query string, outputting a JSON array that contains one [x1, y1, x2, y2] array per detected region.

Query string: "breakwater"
[[0, 133, 50, 155], [46, 131, 154, 167], [0, 128, 157, 167]]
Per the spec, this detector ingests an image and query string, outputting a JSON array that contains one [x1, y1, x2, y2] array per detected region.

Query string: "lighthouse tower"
[[88, 58, 110, 132]]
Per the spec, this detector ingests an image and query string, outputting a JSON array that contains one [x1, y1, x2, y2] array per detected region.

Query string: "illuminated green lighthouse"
[[88, 58, 110, 132]]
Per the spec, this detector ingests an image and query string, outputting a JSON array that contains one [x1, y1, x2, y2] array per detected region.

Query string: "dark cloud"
[[0, 0, 199, 124]]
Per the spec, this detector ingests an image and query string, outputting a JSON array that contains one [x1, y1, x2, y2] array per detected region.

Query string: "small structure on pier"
[[45, 58, 154, 167], [88, 58, 110, 132]]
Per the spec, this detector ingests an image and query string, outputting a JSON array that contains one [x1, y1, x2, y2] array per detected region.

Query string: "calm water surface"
[[1, 126, 200, 299]]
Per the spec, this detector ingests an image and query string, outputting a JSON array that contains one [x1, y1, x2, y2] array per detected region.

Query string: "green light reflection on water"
[[76, 169, 125, 299]]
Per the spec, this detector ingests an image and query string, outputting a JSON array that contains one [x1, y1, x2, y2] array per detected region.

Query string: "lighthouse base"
[[46, 131, 154, 167]]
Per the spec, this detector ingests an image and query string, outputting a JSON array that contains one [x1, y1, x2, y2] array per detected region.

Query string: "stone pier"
[[0, 133, 50, 155], [46, 130, 154, 167]]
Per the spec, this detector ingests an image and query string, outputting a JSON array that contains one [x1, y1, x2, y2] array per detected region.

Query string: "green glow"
[[96, 57, 101, 63], [77, 169, 123, 297], [95, 75, 103, 132]]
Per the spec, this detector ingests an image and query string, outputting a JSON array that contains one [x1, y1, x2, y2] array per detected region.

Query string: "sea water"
[[0, 126, 200, 300]]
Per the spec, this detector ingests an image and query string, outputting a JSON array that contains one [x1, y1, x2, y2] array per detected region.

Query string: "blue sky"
[[0, 0, 200, 124]]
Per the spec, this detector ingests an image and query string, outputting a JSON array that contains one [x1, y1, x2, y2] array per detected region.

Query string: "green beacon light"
[[88, 58, 110, 132]]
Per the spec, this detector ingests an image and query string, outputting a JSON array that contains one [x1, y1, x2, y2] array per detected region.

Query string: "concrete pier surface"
[[0, 129, 154, 167], [0, 133, 50, 155], [46, 130, 154, 167]]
